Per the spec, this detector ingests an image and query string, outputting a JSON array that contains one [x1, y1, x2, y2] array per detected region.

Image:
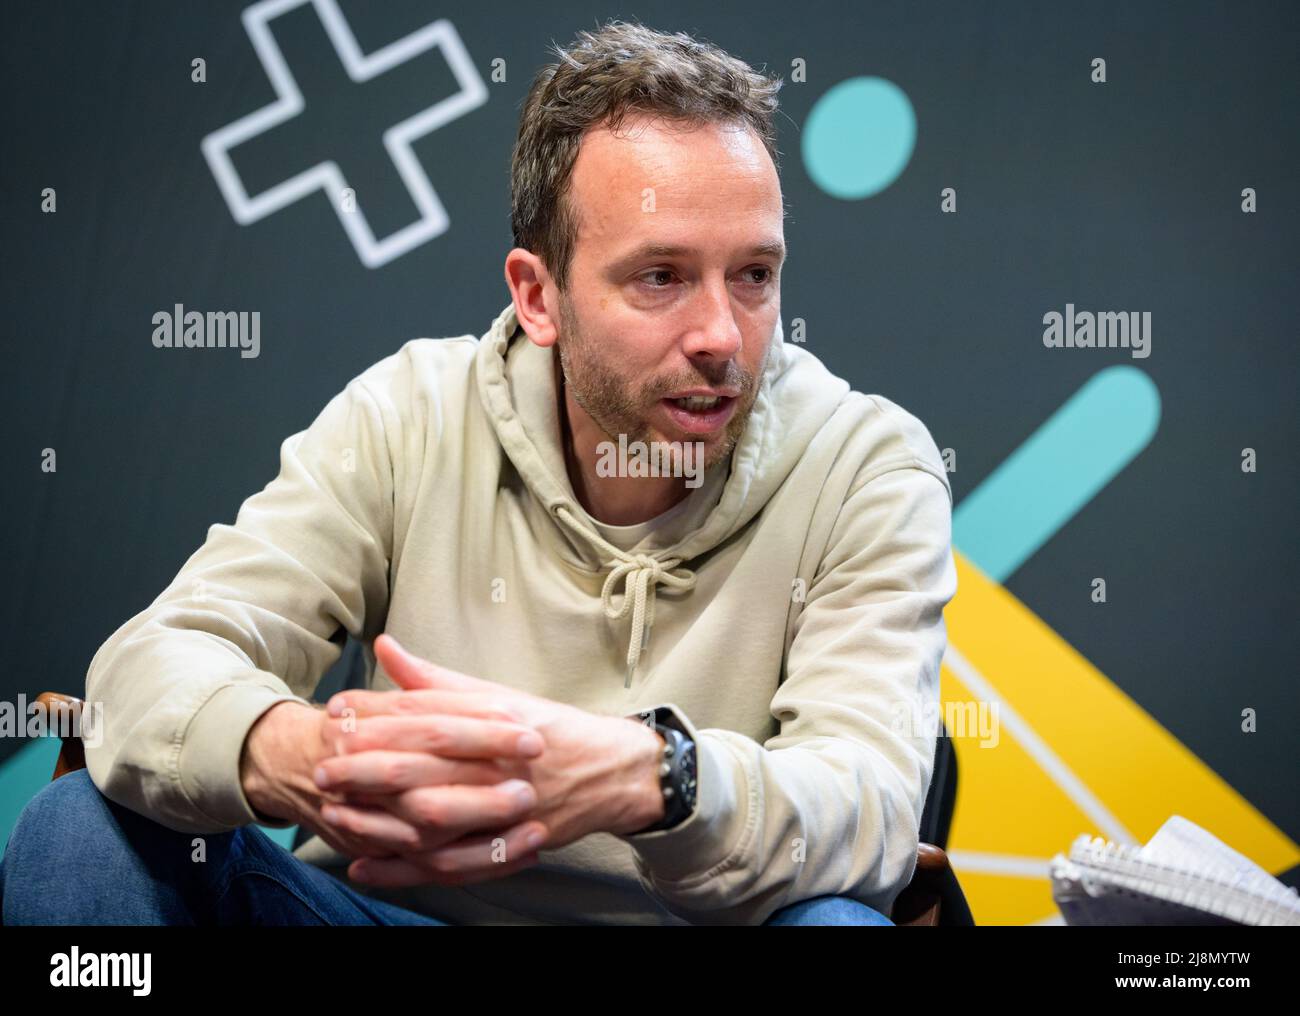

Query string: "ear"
[[503, 248, 560, 349]]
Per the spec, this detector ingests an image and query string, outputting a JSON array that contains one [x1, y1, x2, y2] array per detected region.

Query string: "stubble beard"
[[554, 294, 766, 474]]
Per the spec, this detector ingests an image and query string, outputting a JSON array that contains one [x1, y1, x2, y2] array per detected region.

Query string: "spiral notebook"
[[1049, 815, 1300, 926]]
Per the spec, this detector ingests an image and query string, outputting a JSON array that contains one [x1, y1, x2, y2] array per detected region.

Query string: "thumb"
[[373, 634, 480, 692]]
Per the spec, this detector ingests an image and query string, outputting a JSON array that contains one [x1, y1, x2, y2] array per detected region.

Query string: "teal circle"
[[802, 77, 916, 199]]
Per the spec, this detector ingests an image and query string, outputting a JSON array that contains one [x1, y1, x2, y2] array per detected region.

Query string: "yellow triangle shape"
[[938, 551, 1299, 924]]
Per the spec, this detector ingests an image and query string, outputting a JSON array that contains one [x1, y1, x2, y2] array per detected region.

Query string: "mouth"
[[659, 393, 738, 435]]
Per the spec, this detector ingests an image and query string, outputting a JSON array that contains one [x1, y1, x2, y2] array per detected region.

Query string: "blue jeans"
[[0, 769, 892, 926]]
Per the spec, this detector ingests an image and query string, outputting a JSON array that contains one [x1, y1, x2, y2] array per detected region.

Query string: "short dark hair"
[[510, 19, 784, 292]]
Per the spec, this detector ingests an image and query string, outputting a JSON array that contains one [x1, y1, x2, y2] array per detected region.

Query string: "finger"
[[349, 849, 542, 890], [330, 713, 545, 760], [348, 820, 548, 888], [374, 635, 488, 694], [309, 822, 376, 861], [296, 809, 407, 862], [319, 801, 426, 855], [414, 820, 550, 875], [348, 779, 539, 835], [314, 750, 524, 795], [326, 688, 521, 724]]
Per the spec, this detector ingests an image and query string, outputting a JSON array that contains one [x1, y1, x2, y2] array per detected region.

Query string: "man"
[[1, 20, 956, 926]]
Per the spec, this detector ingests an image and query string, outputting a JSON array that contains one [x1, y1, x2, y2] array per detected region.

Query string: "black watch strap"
[[635, 707, 698, 833]]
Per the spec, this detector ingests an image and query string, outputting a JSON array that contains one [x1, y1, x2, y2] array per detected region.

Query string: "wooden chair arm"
[[36, 691, 86, 780], [893, 842, 950, 926]]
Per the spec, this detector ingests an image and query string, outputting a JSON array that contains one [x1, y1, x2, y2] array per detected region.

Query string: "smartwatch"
[[635, 706, 698, 832]]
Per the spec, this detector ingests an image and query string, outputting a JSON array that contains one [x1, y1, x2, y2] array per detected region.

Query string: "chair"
[[33, 690, 974, 925]]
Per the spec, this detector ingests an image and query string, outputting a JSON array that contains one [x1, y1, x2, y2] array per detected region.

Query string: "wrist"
[[608, 718, 667, 836], [240, 701, 325, 824]]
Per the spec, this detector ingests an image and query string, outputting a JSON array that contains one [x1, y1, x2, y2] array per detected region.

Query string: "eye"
[[637, 269, 677, 289], [635, 266, 776, 290]]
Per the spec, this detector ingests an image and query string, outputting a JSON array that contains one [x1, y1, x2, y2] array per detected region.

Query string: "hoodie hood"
[[476, 301, 851, 684]]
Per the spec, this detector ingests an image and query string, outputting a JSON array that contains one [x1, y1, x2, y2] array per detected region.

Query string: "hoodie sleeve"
[[618, 460, 957, 925], [82, 374, 396, 834]]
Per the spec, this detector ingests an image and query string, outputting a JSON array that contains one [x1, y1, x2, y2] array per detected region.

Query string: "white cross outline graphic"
[[200, 0, 488, 269]]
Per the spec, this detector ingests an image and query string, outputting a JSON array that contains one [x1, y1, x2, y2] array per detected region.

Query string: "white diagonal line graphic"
[[945, 850, 1052, 879], [942, 642, 1137, 846]]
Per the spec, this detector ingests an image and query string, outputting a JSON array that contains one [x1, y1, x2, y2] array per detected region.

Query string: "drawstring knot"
[[554, 506, 697, 686]]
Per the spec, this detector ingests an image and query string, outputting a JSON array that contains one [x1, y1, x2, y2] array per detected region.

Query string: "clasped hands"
[[283, 634, 666, 889]]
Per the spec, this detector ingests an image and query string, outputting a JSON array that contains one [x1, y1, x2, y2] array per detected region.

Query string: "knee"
[[5, 769, 106, 863], [2, 769, 216, 925], [2, 770, 113, 920], [764, 894, 895, 926], [7, 774, 101, 852]]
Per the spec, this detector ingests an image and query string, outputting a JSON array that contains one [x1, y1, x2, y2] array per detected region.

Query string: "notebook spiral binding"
[[1055, 833, 1300, 927]]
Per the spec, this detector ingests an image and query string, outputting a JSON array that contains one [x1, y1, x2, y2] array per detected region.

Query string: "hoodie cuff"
[[616, 703, 752, 884], [175, 681, 314, 831]]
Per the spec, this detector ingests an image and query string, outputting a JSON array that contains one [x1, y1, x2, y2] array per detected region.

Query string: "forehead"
[[567, 114, 783, 252]]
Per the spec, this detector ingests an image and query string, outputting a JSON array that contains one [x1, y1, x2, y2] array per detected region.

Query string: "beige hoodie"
[[83, 301, 958, 925]]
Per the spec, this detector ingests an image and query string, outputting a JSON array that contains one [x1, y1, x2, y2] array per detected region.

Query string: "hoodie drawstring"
[[554, 505, 697, 687]]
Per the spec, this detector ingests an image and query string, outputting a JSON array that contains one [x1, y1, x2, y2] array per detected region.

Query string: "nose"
[[681, 283, 743, 362]]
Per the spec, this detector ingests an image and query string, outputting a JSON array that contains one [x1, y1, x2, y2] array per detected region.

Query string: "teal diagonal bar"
[[953, 365, 1161, 583]]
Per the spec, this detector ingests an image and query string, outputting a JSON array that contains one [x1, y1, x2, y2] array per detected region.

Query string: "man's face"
[[552, 114, 785, 472]]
